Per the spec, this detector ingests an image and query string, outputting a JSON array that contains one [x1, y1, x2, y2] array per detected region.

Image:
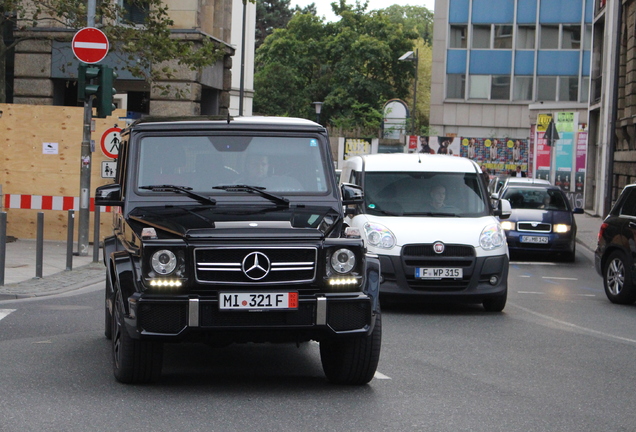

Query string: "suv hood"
[[353, 214, 499, 247], [128, 205, 341, 239]]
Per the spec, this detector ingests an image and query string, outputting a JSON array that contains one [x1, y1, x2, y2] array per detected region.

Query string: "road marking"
[[517, 291, 544, 294], [511, 262, 558, 265], [509, 302, 636, 345], [542, 276, 578, 281], [519, 275, 532, 278], [0, 309, 16, 321], [374, 371, 391, 380]]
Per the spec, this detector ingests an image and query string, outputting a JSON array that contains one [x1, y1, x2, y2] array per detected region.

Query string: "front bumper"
[[505, 231, 575, 254], [377, 253, 508, 301], [123, 292, 375, 343]]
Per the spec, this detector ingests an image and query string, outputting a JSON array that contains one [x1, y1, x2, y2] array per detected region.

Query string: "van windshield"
[[363, 172, 489, 217]]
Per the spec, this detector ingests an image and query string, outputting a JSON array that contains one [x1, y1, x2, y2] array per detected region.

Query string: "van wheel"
[[320, 311, 382, 385], [483, 290, 507, 312]]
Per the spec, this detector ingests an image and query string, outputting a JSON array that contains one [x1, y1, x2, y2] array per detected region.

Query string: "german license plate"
[[520, 236, 549, 244], [415, 268, 462, 279], [219, 292, 298, 310]]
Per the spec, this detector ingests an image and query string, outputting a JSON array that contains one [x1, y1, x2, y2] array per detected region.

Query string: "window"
[[584, 24, 592, 50], [537, 77, 557, 101], [447, 74, 466, 99], [450, 25, 468, 48], [558, 76, 579, 101], [122, 0, 149, 25], [491, 75, 511, 100], [472, 25, 491, 49], [513, 76, 533, 100], [581, 76, 589, 103], [469, 75, 490, 99], [562, 25, 581, 49], [540, 25, 559, 49], [516, 25, 535, 49], [494, 25, 513, 49]]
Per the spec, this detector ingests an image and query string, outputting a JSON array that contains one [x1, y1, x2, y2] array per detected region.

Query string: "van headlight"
[[364, 222, 396, 249], [480, 223, 506, 250]]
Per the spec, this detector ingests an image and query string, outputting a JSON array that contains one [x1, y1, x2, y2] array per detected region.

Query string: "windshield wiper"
[[403, 211, 459, 217], [139, 185, 216, 205], [213, 184, 290, 207]]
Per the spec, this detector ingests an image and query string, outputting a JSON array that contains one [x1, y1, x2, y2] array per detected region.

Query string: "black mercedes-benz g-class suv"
[[95, 116, 381, 385]]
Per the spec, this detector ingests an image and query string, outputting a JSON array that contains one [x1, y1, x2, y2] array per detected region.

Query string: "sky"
[[289, 0, 435, 22]]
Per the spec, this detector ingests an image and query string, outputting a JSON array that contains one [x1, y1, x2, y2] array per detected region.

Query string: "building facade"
[[430, 0, 594, 206], [9, 0, 255, 118]]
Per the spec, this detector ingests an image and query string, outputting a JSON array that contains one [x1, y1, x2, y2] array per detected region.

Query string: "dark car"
[[95, 116, 381, 385], [498, 184, 583, 261], [595, 184, 636, 304]]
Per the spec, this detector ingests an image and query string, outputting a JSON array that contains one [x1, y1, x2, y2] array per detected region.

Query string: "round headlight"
[[331, 248, 356, 274], [364, 222, 396, 249], [151, 249, 177, 274]]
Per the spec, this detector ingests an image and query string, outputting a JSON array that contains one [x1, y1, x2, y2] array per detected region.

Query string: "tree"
[[0, 0, 231, 103], [254, 0, 418, 133], [255, 0, 317, 49], [380, 4, 434, 45]]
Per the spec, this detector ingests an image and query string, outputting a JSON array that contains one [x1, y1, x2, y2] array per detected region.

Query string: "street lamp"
[[313, 101, 323, 124], [399, 49, 419, 136]]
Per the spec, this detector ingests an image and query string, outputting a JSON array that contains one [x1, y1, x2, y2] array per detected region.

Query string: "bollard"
[[0, 212, 6, 286], [66, 210, 74, 271], [35, 212, 44, 279], [93, 207, 100, 263]]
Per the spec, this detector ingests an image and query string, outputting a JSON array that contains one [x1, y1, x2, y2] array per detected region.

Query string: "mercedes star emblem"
[[242, 251, 271, 280]]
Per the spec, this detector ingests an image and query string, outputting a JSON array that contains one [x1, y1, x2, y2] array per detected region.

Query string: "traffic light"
[[76, 64, 117, 118], [77, 63, 101, 101], [96, 66, 117, 118]]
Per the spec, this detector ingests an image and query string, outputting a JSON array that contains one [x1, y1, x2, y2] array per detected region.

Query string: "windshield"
[[136, 135, 328, 193], [362, 172, 488, 217], [502, 187, 569, 211]]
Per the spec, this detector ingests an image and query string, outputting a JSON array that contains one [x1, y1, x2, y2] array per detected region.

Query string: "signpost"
[[100, 127, 121, 159], [73, 27, 110, 257]]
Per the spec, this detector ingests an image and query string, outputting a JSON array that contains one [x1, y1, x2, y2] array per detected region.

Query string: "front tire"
[[483, 289, 507, 312], [112, 292, 163, 383], [603, 251, 636, 304], [320, 311, 382, 385]]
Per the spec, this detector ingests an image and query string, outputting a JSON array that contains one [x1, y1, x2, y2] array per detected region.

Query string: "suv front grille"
[[517, 222, 551, 233], [195, 247, 317, 284]]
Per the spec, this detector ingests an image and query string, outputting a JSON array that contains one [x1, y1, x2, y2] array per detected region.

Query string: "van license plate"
[[415, 268, 462, 279], [520, 236, 549, 244], [219, 292, 298, 310]]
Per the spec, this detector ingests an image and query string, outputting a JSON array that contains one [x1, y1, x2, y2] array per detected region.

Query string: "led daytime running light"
[[149, 279, 183, 287], [328, 277, 358, 286]]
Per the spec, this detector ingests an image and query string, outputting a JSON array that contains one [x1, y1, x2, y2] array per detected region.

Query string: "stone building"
[[8, 0, 255, 117]]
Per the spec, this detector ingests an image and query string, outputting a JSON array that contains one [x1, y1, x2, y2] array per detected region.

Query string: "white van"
[[341, 153, 511, 311]]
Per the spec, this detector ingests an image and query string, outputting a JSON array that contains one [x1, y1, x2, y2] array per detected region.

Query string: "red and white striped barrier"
[[3, 194, 111, 212]]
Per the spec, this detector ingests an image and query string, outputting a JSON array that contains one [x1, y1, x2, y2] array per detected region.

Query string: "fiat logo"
[[433, 242, 445, 254]]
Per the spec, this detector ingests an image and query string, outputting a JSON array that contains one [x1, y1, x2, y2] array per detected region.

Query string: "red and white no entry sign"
[[72, 27, 109, 64]]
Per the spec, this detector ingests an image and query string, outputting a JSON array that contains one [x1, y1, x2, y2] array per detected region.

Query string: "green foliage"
[[380, 4, 434, 45], [255, 0, 316, 49], [0, 0, 233, 103], [254, 0, 419, 132]]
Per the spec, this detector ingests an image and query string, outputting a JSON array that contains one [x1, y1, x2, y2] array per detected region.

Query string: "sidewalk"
[[0, 213, 604, 300], [0, 239, 105, 300]]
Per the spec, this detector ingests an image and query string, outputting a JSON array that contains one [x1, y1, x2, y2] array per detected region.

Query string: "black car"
[[95, 116, 381, 385], [595, 184, 636, 304], [498, 184, 583, 261]]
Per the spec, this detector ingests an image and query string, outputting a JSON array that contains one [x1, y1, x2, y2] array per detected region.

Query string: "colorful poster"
[[535, 113, 553, 182], [405, 136, 435, 154], [575, 125, 588, 193], [554, 112, 574, 191], [343, 138, 372, 161], [460, 137, 528, 176], [434, 136, 460, 156]]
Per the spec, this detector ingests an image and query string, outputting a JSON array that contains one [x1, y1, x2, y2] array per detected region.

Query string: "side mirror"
[[495, 198, 512, 219], [95, 184, 123, 206], [341, 183, 364, 206]]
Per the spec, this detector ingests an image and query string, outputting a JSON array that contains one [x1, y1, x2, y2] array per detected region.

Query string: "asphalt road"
[[1, 246, 635, 432]]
